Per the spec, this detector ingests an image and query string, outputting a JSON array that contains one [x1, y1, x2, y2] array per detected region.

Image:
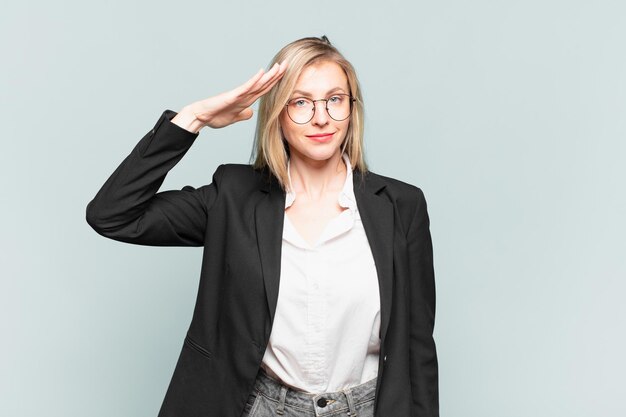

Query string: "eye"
[[328, 95, 344, 104], [290, 98, 311, 107]]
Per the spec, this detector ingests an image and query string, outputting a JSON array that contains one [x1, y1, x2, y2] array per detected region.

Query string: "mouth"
[[305, 132, 334, 142]]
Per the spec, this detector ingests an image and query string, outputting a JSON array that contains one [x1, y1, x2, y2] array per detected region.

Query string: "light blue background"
[[2, 1, 625, 416]]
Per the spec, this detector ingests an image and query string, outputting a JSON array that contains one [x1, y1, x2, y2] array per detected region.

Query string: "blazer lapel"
[[255, 174, 286, 325], [353, 171, 394, 344]]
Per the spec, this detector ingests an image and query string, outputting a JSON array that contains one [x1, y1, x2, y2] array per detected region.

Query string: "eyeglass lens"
[[286, 94, 352, 124]]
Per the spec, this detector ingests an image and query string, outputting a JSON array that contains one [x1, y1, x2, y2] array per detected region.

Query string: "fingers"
[[256, 62, 285, 88], [247, 61, 288, 101], [253, 74, 283, 100], [236, 61, 287, 100], [235, 68, 266, 96]]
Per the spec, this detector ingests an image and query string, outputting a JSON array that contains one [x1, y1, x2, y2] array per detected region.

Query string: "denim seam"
[[255, 391, 312, 412]]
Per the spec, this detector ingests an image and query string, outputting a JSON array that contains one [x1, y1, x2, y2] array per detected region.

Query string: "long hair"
[[252, 36, 366, 190]]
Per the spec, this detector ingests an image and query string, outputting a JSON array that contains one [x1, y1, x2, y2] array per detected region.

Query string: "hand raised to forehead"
[[187, 61, 288, 130]]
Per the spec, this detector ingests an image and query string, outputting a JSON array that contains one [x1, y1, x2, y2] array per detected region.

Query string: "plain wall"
[[1, 0, 625, 416]]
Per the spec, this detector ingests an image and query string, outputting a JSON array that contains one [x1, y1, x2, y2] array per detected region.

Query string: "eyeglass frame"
[[284, 93, 357, 125]]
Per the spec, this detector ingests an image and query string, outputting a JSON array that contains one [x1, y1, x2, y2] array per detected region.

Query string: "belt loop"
[[343, 388, 358, 417], [275, 385, 288, 415]]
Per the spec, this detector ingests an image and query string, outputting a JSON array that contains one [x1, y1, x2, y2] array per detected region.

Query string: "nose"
[[311, 100, 330, 126]]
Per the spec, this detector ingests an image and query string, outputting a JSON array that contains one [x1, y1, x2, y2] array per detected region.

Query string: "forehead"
[[292, 61, 349, 94]]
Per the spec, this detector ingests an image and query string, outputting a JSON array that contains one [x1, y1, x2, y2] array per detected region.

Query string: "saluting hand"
[[172, 61, 287, 133]]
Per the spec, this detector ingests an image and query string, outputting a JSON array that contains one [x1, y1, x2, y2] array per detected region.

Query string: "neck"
[[288, 151, 346, 201]]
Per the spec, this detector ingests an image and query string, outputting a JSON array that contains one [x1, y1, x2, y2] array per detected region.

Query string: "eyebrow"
[[291, 87, 347, 97]]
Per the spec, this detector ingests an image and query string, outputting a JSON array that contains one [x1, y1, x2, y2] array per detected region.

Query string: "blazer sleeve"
[[407, 188, 439, 416], [85, 110, 223, 247]]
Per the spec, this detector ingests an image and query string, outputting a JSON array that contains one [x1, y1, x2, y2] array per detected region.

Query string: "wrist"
[[171, 105, 205, 134]]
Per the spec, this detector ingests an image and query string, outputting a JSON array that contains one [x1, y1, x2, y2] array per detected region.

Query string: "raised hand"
[[172, 61, 287, 133]]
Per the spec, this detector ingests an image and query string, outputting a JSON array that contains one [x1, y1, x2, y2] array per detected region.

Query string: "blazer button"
[[317, 398, 328, 407], [384, 355, 387, 362]]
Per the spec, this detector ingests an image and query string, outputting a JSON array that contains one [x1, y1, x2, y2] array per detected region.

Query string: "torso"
[[261, 155, 382, 392]]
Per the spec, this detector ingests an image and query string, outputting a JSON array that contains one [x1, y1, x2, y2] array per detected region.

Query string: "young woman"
[[86, 36, 438, 417]]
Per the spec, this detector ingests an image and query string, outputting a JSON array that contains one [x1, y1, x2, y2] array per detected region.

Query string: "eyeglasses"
[[285, 93, 356, 124]]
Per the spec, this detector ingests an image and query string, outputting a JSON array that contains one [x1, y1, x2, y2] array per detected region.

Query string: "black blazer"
[[86, 110, 439, 417]]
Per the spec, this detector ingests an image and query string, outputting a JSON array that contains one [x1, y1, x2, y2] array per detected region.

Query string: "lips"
[[305, 132, 334, 142]]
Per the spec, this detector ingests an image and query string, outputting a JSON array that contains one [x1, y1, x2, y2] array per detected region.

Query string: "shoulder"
[[360, 170, 426, 206], [213, 163, 277, 194], [215, 163, 257, 180], [359, 170, 429, 233]]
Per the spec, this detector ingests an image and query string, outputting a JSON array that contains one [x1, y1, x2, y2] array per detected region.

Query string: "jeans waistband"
[[252, 368, 377, 416]]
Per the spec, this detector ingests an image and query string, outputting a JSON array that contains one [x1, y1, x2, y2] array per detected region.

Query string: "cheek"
[[280, 116, 304, 142], [338, 120, 350, 140], [279, 113, 294, 139]]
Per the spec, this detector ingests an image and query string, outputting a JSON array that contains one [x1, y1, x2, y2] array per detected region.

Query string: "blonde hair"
[[252, 36, 366, 190]]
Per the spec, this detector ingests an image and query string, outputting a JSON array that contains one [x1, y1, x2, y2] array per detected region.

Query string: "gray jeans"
[[241, 368, 376, 417]]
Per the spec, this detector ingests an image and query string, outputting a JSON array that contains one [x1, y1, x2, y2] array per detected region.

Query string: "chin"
[[294, 147, 342, 163]]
